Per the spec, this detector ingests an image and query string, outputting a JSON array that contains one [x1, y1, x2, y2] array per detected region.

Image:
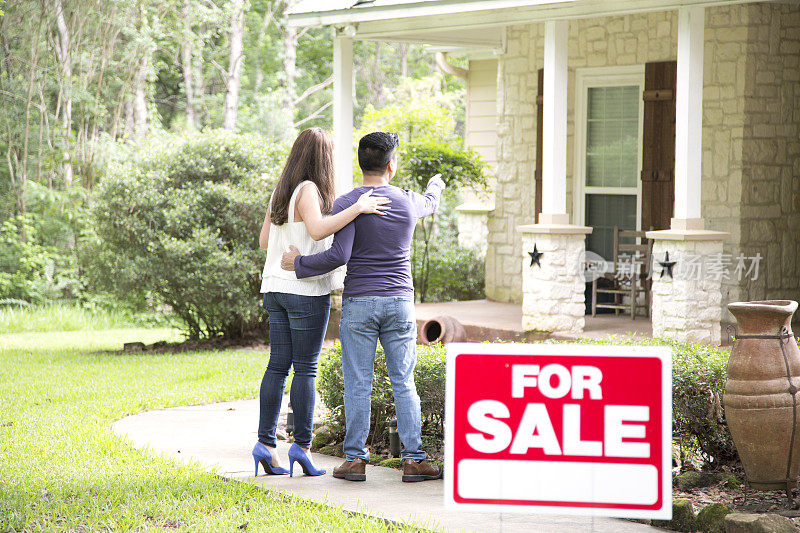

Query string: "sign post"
[[444, 343, 672, 520]]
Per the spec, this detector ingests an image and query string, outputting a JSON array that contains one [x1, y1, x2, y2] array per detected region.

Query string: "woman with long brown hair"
[[253, 128, 389, 477]]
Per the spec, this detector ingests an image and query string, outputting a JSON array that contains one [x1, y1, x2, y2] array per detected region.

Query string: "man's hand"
[[281, 245, 300, 271], [427, 173, 445, 190]]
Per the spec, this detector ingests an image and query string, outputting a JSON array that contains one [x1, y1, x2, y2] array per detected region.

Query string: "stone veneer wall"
[[737, 5, 800, 313], [486, 6, 777, 308]]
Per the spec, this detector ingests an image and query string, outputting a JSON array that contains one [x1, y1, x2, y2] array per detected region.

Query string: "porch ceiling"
[[288, 0, 768, 41]]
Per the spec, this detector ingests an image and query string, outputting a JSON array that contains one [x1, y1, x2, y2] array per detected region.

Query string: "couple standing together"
[[252, 128, 445, 483]]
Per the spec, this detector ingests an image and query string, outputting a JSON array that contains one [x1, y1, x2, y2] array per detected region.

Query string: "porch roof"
[[288, 0, 761, 43]]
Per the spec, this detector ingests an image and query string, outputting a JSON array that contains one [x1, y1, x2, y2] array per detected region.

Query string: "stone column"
[[456, 202, 493, 256], [647, 222, 729, 345], [520, 223, 592, 337]]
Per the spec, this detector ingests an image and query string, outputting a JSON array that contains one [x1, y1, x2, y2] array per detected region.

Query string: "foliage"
[[397, 140, 489, 303], [0, 303, 167, 334], [0, 327, 416, 532], [0, 215, 77, 304], [395, 140, 488, 192], [412, 243, 485, 303], [318, 337, 735, 467], [569, 336, 735, 467], [356, 76, 461, 144], [669, 340, 735, 466], [317, 341, 447, 456], [85, 130, 285, 339]]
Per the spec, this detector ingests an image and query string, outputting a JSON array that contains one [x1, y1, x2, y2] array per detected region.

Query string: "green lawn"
[[0, 327, 414, 532]]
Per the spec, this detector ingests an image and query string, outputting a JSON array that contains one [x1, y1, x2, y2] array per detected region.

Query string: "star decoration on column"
[[528, 244, 543, 268], [658, 251, 677, 279]]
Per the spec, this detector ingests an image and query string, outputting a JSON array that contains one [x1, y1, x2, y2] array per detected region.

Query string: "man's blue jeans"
[[259, 292, 330, 450], [339, 295, 426, 462]]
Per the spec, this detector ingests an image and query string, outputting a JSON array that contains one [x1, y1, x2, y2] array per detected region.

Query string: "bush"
[[317, 341, 446, 456], [0, 215, 77, 304], [86, 130, 286, 339], [316, 337, 735, 466], [412, 243, 484, 302], [571, 336, 735, 466]]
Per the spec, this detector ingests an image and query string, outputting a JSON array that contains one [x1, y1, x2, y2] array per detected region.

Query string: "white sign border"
[[444, 342, 673, 520]]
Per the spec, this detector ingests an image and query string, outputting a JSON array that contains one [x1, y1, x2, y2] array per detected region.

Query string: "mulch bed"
[[113, 336, 268, 355], [673, 465, 800, 527]]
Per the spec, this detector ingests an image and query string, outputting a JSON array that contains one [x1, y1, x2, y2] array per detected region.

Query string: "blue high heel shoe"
[[252, 442, 289, 476], [288, 443, 326, 477]]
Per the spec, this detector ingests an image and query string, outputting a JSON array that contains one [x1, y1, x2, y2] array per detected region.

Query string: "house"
[[288, 0, 800, 345]]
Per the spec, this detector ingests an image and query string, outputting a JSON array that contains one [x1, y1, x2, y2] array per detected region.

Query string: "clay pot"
[[724, 300, 800, 491], [419, 315, 466, 345]]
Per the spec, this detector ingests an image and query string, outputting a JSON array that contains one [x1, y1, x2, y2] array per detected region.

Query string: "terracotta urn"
[[724, 300, 800, 492]]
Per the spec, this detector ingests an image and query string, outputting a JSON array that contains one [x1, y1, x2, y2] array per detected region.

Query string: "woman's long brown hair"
[[270, 128, 335, 225]]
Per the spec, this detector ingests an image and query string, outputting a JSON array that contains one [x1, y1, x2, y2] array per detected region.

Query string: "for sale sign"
[[444, 343, 672, 520]]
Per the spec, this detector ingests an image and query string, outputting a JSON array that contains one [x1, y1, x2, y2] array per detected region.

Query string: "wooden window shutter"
[[641, 61, 677, 231], [535, 68, 544, 221]]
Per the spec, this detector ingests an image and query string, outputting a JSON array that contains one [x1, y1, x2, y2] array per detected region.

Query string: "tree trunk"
[[222, 0, 244, 130], [253, 9, 270, 93], [181, 3, 195, 129], [399, 42, 408, 77], [132, 52, 149, 139], [281, 23, 297, 111], [370, 42, 383, 108], [52, 0, 73, 187], [195, 24, 207, 126], [181, 47, 195, 125]]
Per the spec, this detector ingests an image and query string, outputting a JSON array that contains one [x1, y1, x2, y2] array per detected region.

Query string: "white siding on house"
[[457, 58, 498, 253], [465, 59, 498, 166]]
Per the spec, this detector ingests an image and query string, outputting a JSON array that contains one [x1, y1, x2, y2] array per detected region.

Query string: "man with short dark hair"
[[281, 131, 444, 482]]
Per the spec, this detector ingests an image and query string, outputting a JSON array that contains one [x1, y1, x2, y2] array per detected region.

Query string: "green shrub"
[[86, 130, 286, 339], [570, 336, 735, 466], [317, 341, 447, 456], [412, 243, 484, 302], [316, 337, 735, 466], [0, 215, 77, 304]]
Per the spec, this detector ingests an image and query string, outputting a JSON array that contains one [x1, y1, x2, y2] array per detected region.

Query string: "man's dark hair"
[[358, 132, 399, 174]]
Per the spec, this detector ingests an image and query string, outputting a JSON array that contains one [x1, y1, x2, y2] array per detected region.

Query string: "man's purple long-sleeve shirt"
[[294, 181, 444, 298]]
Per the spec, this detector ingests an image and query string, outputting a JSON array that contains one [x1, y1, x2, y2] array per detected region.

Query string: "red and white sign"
[[444, 343, 672, 520]]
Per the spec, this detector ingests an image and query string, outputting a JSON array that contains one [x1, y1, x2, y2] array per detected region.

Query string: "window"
[[574, 67, 644, 261]]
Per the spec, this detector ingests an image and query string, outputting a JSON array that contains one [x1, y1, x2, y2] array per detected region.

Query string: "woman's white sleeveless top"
[[260, 181, 343, 296]]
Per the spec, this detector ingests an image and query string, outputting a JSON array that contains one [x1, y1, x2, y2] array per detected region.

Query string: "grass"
[[0, 326, 419, 532], [0, 303, 172, 334]]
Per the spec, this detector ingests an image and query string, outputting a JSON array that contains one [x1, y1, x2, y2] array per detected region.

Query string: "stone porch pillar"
[[646, 6, 728, 345], [517, 19, 592, 337], [520, 224, 592, 336], [456, 202, 493, 256], [647, 225, 729, 345]]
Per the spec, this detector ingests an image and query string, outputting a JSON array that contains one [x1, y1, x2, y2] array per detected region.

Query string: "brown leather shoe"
[[401, 459, 443, 482], [332, 458, 366, 481]]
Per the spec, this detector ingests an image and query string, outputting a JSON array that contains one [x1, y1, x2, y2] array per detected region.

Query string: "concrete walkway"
[[113, 398, 659, 533]]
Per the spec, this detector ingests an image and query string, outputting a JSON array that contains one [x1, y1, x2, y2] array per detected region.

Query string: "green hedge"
[[86, 130, 285, 340], [317, 342, 447, 455], [316, 338, 735, 465]]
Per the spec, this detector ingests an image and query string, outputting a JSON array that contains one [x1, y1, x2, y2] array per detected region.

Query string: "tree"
[[222, 0, 245, 130], [180, 2, 197, 129], [51, 0, 72, 186]]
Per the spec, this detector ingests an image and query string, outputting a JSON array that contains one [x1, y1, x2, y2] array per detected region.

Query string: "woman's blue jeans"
[[259, 292, 330, 449]]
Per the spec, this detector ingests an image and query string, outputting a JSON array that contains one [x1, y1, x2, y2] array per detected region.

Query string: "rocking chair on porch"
[[590, 227, 653, 319]]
